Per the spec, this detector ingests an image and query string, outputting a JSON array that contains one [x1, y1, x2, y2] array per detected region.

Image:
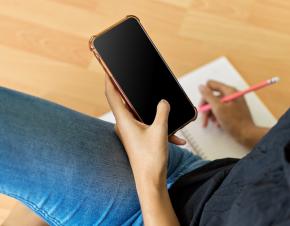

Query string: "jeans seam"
[[0, 191, 62, 226]]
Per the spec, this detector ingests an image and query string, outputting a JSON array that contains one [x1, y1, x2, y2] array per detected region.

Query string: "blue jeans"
[[0, 87, 208, 226]]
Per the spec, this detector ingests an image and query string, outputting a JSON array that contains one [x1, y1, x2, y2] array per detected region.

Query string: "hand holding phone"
[[90, 16, 197, 135]]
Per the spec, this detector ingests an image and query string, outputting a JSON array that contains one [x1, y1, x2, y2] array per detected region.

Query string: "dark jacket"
[[170, 109, 290, 226]]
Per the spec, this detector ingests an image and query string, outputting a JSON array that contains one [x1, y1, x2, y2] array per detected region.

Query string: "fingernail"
[[160, 99, 170, 111], [160, 99, 169, 105]]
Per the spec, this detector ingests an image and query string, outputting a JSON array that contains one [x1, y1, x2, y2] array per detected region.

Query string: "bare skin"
[[199, 80, 269, 149], [2, 80, 269, 226]]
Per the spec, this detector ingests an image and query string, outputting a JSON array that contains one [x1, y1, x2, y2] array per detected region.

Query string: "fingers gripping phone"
[[89, 15, 197, 135]]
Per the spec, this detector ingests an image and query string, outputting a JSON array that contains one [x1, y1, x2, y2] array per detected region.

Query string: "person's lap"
[[0, 87, 207, 226]]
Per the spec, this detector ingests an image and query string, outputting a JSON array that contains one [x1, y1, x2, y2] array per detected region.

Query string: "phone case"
[[89, 15, 197, 135]]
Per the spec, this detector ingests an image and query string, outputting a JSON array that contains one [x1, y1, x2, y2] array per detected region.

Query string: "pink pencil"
[[198, 77, 280, 113]]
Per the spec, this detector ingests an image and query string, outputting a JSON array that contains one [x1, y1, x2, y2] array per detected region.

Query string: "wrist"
[[135, 177, 168, 210], [133, 169, 167, 199], [135, 173, 167, 193], [238, 123, 255, 147], [130, 164, 167, 191], [238, 124, 269, 149]]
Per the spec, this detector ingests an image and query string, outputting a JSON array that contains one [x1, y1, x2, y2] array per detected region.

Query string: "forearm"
[[135, 179, 180, 226], [106, 77, 180, 225]]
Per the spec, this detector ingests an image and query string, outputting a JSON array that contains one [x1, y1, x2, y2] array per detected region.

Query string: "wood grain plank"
[[190, 0, 256, 20], [0, 0, 104, 37], [0, 45, 108, 116], [180, 10, 290, 62], [51, 0, 98, 11], [157, 0, 193, 8], [249, 0, 290, 35], [0, 14, 91, 67], [95, 0, 186, 34]]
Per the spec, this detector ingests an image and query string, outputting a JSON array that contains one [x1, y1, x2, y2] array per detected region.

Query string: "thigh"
[[0, 87, 207, 226], [0, 87, 141, 225]]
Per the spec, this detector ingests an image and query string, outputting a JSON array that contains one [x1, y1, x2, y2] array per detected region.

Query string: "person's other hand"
[[105, 76, 185, 187], [199, 80, 269, 149]]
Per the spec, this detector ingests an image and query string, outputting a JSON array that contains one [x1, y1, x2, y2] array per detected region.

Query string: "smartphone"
[[89, 15, 197, 135]]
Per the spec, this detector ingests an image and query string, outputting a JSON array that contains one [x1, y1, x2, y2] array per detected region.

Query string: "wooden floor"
[[1, 0, 290, 223]]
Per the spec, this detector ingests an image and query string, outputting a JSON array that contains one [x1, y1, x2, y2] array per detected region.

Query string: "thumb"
[[199, 85, 220, 108], [153, 99, 170, 127]]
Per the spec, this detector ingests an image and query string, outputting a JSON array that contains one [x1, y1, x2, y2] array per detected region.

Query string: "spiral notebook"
[[99, 57, 277, 160]]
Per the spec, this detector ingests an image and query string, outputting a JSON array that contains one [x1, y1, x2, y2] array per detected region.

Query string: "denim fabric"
[[0, 86, 208, 226]]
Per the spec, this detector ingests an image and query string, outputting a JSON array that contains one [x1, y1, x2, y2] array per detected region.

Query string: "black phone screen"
[[93, 17, 197, 135]]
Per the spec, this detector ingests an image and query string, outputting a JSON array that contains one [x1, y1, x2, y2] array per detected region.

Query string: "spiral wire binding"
[[180, 128, 208, 160]]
